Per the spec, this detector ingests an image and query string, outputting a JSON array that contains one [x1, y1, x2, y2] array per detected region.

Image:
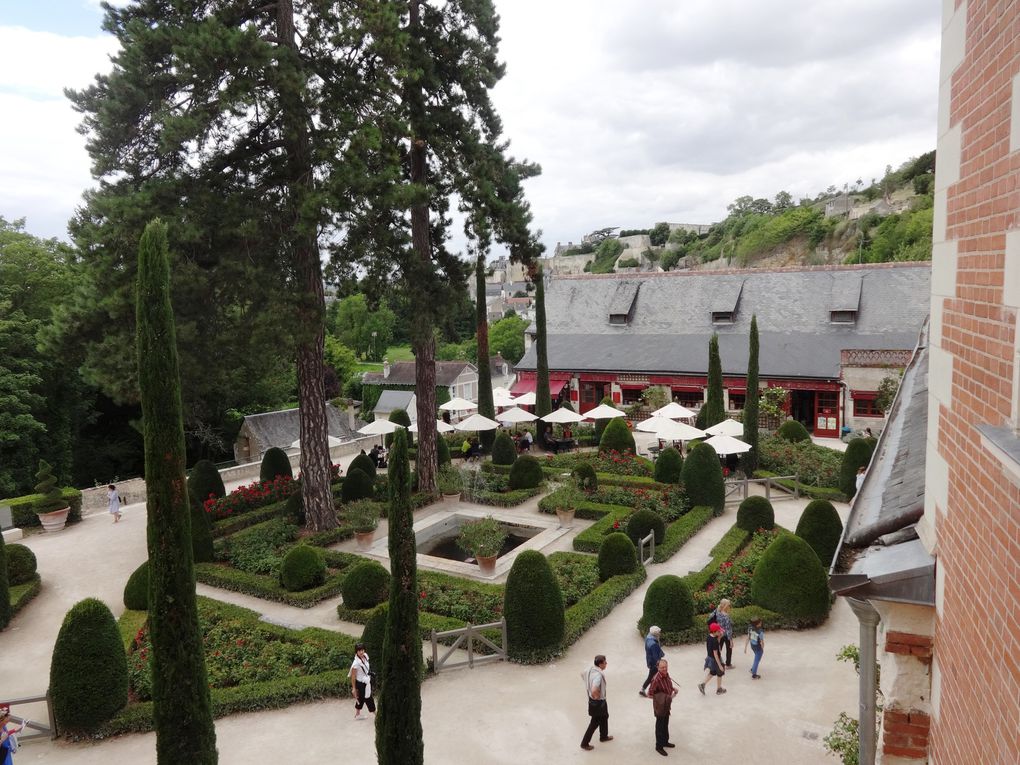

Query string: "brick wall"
[[928, 1, 1020, 763]]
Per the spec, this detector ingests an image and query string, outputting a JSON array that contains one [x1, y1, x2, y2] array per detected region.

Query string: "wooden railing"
[[724, 474, 800, 503], [430, 619, 507, 673], [1, 693, 57, 741]]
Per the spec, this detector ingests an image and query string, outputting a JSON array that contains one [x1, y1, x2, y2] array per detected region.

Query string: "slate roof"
[[363, 361, 477, 387], [374, 389, 416, 418], [516, 263, 930, 380], [240, 404, 364, 452]]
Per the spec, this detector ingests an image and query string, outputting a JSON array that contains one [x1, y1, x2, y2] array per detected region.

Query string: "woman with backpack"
[[349, 643, 376, 720], [715, 599, 735, 669], [744, 617, 765, 679]]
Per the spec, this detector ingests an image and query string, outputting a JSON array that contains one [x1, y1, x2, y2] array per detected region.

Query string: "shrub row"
[[680, 525, 753, 594], [211, 499, 291, 538], [562, 566, 647, 648], [569, 506, 634, 553], [651, 505, 715, 563], [9, 574, 42, 617], [4, 487, 83, 527], [482, 461, 669, 491], [463, 487, 542, 507], [193, 563, 346, 608], [753, 471, 847, 503]]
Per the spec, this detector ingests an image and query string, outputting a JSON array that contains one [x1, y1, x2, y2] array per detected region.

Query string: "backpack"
[[708, 607, 718, 626], [4, 727, 18, 754]]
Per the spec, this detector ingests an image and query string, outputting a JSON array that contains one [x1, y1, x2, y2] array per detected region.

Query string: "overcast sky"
[[0, 0, 941, 254]]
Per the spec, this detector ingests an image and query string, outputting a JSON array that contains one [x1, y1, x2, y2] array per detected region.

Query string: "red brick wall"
[[931, 2, 1020, 763]]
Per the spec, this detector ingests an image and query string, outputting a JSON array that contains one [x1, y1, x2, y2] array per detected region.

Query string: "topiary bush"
[[508, 455, 544, 490], [187, 459, 225, 503], [653, 446, 683, 484], [342, 467, 375, 502], [572, 462, 598, 493], [839, 437, 876, 499], [626, 508, 665, 546], [777, 419, 811, 443], [349, 452, 377, 480], [49, 597, 128, 732], [6, 543, 37, 585], [598, 417, 636, 454], [639, 574, 694, 633], [795, 499, 844, 566], [0, 534, 8, 630], [260, 446, 293, 482], [681, 442, 725, 515], [190, 499, 215, 563], [437, 436, 451, 466], [286, 491, 305, 526], [341, 560, 391, 610], [597, 532, 638, 581], [385, 409, 412, 448], [504, 550, 565, 662], [751, 534, 831, 623], [491, 431, 518, 466], [123, 561, 149, 611], [279, 545, 326, 592], [736, 495, 775, 532], [361, 603, 389, 673]]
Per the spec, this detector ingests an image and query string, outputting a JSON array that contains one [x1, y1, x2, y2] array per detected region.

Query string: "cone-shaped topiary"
[[5, 543, 37, 585], [190, 499, 215, 564], [698, 334, 726, 429], [742, 315, 760, 475], [572, 462, 598, 493], [840, 437, 876, 499], [598, 532, 638, 581], [736, 496, 775, 532], [795, 499, 844, 566], [626, 508, 665, 546], [534, 264, 552, 448], [681, 442, 725, 515], [385, 408, 412, 448], [491, 431, 518, 466], [361, 603, 389, 674], [437, 436, 451, 466], [639, 574, 694, 633], [280, 545, 326, 592], [124, 561, 149, 611], [653, 446, 683, 484], [48, 597, 128, 731], [475, 255, 497, 451], [33, 459, 67, 514], [598, 417, 636, 454], [341, 560, 392, 610], [187, 459, 225, 503], [342, 467, 375, 502], [260, 446, 293, 482], [751, 534, 831, 623], [504, 550, 565, 661], [777, 419, 811, 443], [0, 533, 10, 630], [349, 452, 378, 480], [508, 455, 543, 489], [593, 396, 614, 443]]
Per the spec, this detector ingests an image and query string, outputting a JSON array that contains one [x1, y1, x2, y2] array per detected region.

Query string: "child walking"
[[698, 622, 727, 695], [744, 618, 765, 679], [108, 484, 123, 523]]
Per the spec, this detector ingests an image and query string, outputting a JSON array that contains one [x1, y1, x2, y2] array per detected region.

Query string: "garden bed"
[[8, 574, 42, 617], [753, 470, 847, 503]]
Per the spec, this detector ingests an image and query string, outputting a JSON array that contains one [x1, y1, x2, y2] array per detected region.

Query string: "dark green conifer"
[[475, 255, 496, 450], [743, 315, 760, 475], [697, 334, 726, 429], [534, 265, 551, 445]]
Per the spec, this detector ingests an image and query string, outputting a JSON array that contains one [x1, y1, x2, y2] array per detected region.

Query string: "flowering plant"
[[204, 474, 298, 520], [692, 528, 779, 612]]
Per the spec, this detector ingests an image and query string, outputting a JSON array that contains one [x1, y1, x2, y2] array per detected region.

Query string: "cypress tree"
[[534, 265, 551, 445], [475, 254, 496, 450], [376, 428, 423, 764], [743, 315, 760, 476], [698, 334, 725, 428], [135, 220, 217, 763], [0, 530, 10, 630]]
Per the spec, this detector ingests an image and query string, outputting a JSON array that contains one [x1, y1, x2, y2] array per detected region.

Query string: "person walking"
[[745, 617, 765, 679], [855, 465, 867, 494], [0, 705, 25, 765], [580, 655, 613, 751], [107, 484, 123, 523], [698, 623, 727, 695], [648, 659, 678, 756], [715, 599, 735, 668], [349, 643, 375, 720], [639, 626, 665, 697]]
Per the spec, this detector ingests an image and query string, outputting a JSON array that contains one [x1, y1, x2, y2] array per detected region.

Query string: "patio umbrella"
[[357, 419, 405, 435], [704, 434, 752, 455], [636, 415, 673, 433], [704, 418, 744, 438], [540, 408, 586, 424], [439, 396, 478, 412], [651, 401, 697, 419], [498, 406, 538, 423], [642, 417, 707, 441], [453, 413, 501, 432], [289, 436, 343, 449], [492, 387, 516, 407], [583, 403, 627, 419], [409, 419, 455, 433], [510, 391, 536, 406]]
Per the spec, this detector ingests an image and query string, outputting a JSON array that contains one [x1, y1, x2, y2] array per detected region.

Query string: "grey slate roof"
[[516, 263, 930, 380], [363, 361, 476, 387], [374, 389, 416, 415], [241, 404, 364, 451]]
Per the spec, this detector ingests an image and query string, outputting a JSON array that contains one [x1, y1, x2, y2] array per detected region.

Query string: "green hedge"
[[9, 574, 42, 617], [569, 506, 633, 553], [483, 461, 668, 491], [680, 525, 752, 594], [651, 506, 715, 563], [563, 566, 647, 647], [463, 487, 542, 507], [211, 500, 291, 538], [4, 487, 83, 527], [752, 471, 847, 503], [194, 563, 346, 607]]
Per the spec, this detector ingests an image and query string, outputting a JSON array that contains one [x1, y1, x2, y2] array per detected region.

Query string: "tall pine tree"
[[743, 315, 761, 475], [698, 333, 726, 429], [534, 265, 552, 445], [135, 220, 217, 763]]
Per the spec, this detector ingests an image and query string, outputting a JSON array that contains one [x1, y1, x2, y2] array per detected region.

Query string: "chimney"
[[383, 359, 390, 379]]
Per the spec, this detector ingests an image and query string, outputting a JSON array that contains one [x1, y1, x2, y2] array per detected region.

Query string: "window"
[[853, 392, 882, 417], [712, 311, 734, 324], [621, 388, 643, 405], [673, 390, 704, 408], [581, 384, 597, 404], [830, 310, 857, 324], [728, 393, 746, 410], [609, 314, 628, 325]]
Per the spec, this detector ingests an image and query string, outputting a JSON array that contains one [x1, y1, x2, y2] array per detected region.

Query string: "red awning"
[[511, 378, 566, 396], [851, 390, 878, 400], [672, 385, 703, 393], [550, 379, 567, 396]]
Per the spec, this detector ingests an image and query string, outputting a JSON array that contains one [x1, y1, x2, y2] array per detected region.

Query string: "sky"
[[0, 0, 941, 255]]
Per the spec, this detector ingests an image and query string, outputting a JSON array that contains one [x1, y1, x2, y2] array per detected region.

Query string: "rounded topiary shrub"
[[342, 467, 375, 502], [280, 545, 326, 592], [341, 560, 391, 610], [639, 574, 694, 633], [681, 442, 725, 515], [840, 437, 876, 499], [597, 532, 638, 581], [491, 431, 518, 466], [260, 446, 293, 482], [385, 409, 412, 448], [123, 561, 149, 611], [795, 499, 844, 566], [6, 543, 37, 585], [598, 417, 636, 454], [349, 452, 377, 480], [777, 419, 811, 443], [653, 446, 683, 484], [572, 462, 598, 493], [49, 597, 128, 732], [360, 603, 388, 673], [504, 550, 565, 661], [736, 496, 775, 532], [626, 508, 666, 547], [187, 458, 225, 503], [508, 455, 543, 490], [751, 534, 831, 623], [437, 436, 452, 466], [190, 499, 215, 563]]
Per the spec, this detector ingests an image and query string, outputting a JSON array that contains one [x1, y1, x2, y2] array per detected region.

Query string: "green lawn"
[[354, 344, 414, 374]]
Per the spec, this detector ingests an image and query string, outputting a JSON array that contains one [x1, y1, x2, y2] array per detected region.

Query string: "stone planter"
[[354, 530, 375, 551], [475, 554, 497, 575], [37, 507, 70, 533], [442, 493, 461, 502], [555, 507, 576, 528]]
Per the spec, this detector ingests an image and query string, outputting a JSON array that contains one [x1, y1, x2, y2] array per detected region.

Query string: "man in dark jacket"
[[639, 626, 665, 697]]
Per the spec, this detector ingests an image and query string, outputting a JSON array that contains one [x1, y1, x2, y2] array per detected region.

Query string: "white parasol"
[[498, 407, 539, 423], [583, 403, 627, 419], [409, 419, 455, 433], [703, 434, 752, 455], [704, 418, 744, 438], [492, 387, 517, 407], [439, 396, 478, 412], [645, 418, 707, 441], [510, 391, 536, 406], [357, 419, 405, 435], [290, 435, 344, 449], [540, 408, 586, 424], [651, 401, 698, 419], [453, 413, 501, 432]]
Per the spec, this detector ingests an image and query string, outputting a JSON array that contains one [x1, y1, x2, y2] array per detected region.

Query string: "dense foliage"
[[260, 447, 293, 483], [640, 575, 694, 632], [736, 496, 775, 532], [698, 334, 725, 428], [758, 435, 843, 487], [508, 455, 544, 490], [598, 417, 636, 454], [653, 446, 683, 483], [491, 431, 518, 466], [340, 560, 391, 610], [203, 475, 298, 520], [681, 443, 725, 515], [4, 543, 37, 585], [188, 460, 226, 504], [279, 545, 326, 592], [751, 534, 831, 623], [743, 315, 760, 475], [691, 528, 779, 613], [796, 500, 844, 566], [0, 533, 9, 630], [342, 467, 376, 502], [598, 532, 639, 581], [840, 437, 877, 499], [504, 550, 565, 661], [572, 462, 598, 493], [777, 420, 811, 443], [626, 508, 666, 546], [349, 452, 377, 480], [123, 561, 150, 611]]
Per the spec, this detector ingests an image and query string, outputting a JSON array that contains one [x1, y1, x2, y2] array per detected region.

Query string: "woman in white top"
[[107, 484, 123, 523], [350, 643, 375, 719]]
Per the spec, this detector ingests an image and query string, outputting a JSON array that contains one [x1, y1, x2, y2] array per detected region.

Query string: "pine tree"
[[376, 428, 423, 764], [135, 220, 217, 763], [475, 254, 496, 450], [699, 334, 726, 428], [534, 265, 552, 444], [743, 315, 761, 475]]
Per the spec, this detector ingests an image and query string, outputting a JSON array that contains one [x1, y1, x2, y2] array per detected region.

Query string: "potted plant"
[[33, 459, 70, 532], [457, 516, 509, 575], [555, 504, 576, 528], [346, 500, 381, 550], [437, 464, 462, 499]]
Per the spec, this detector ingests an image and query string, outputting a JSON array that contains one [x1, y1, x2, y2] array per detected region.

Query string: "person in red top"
[[647, 659, 678, 756]]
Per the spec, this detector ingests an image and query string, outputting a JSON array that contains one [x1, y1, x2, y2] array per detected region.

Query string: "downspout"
[[846, 597, 880, 765]]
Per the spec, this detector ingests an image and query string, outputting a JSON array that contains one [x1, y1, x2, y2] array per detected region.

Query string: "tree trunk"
[[475, 253, 495, 450]]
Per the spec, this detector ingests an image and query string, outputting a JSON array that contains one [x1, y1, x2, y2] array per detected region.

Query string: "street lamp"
[[371, 330, 378, 360]]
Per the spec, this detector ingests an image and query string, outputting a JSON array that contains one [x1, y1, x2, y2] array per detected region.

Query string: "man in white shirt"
[[580, 655, 613, 751]]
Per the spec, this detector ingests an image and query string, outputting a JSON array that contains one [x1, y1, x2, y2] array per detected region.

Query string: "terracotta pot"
[[38, 507, 70, 533], [354, 530, 375, 551], [555, 507, 576, 528], [475, 554, 497, 575], [442, 492, 461, 501]]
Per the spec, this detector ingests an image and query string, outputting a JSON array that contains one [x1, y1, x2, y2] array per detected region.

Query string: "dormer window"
[[830, 273, 862, 325], [609, 313, 628, 325], [710, 278, 744, 326], [607, 281, 640, 326], [712, 311, 735, 324], [830, 310, 857, 324]]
